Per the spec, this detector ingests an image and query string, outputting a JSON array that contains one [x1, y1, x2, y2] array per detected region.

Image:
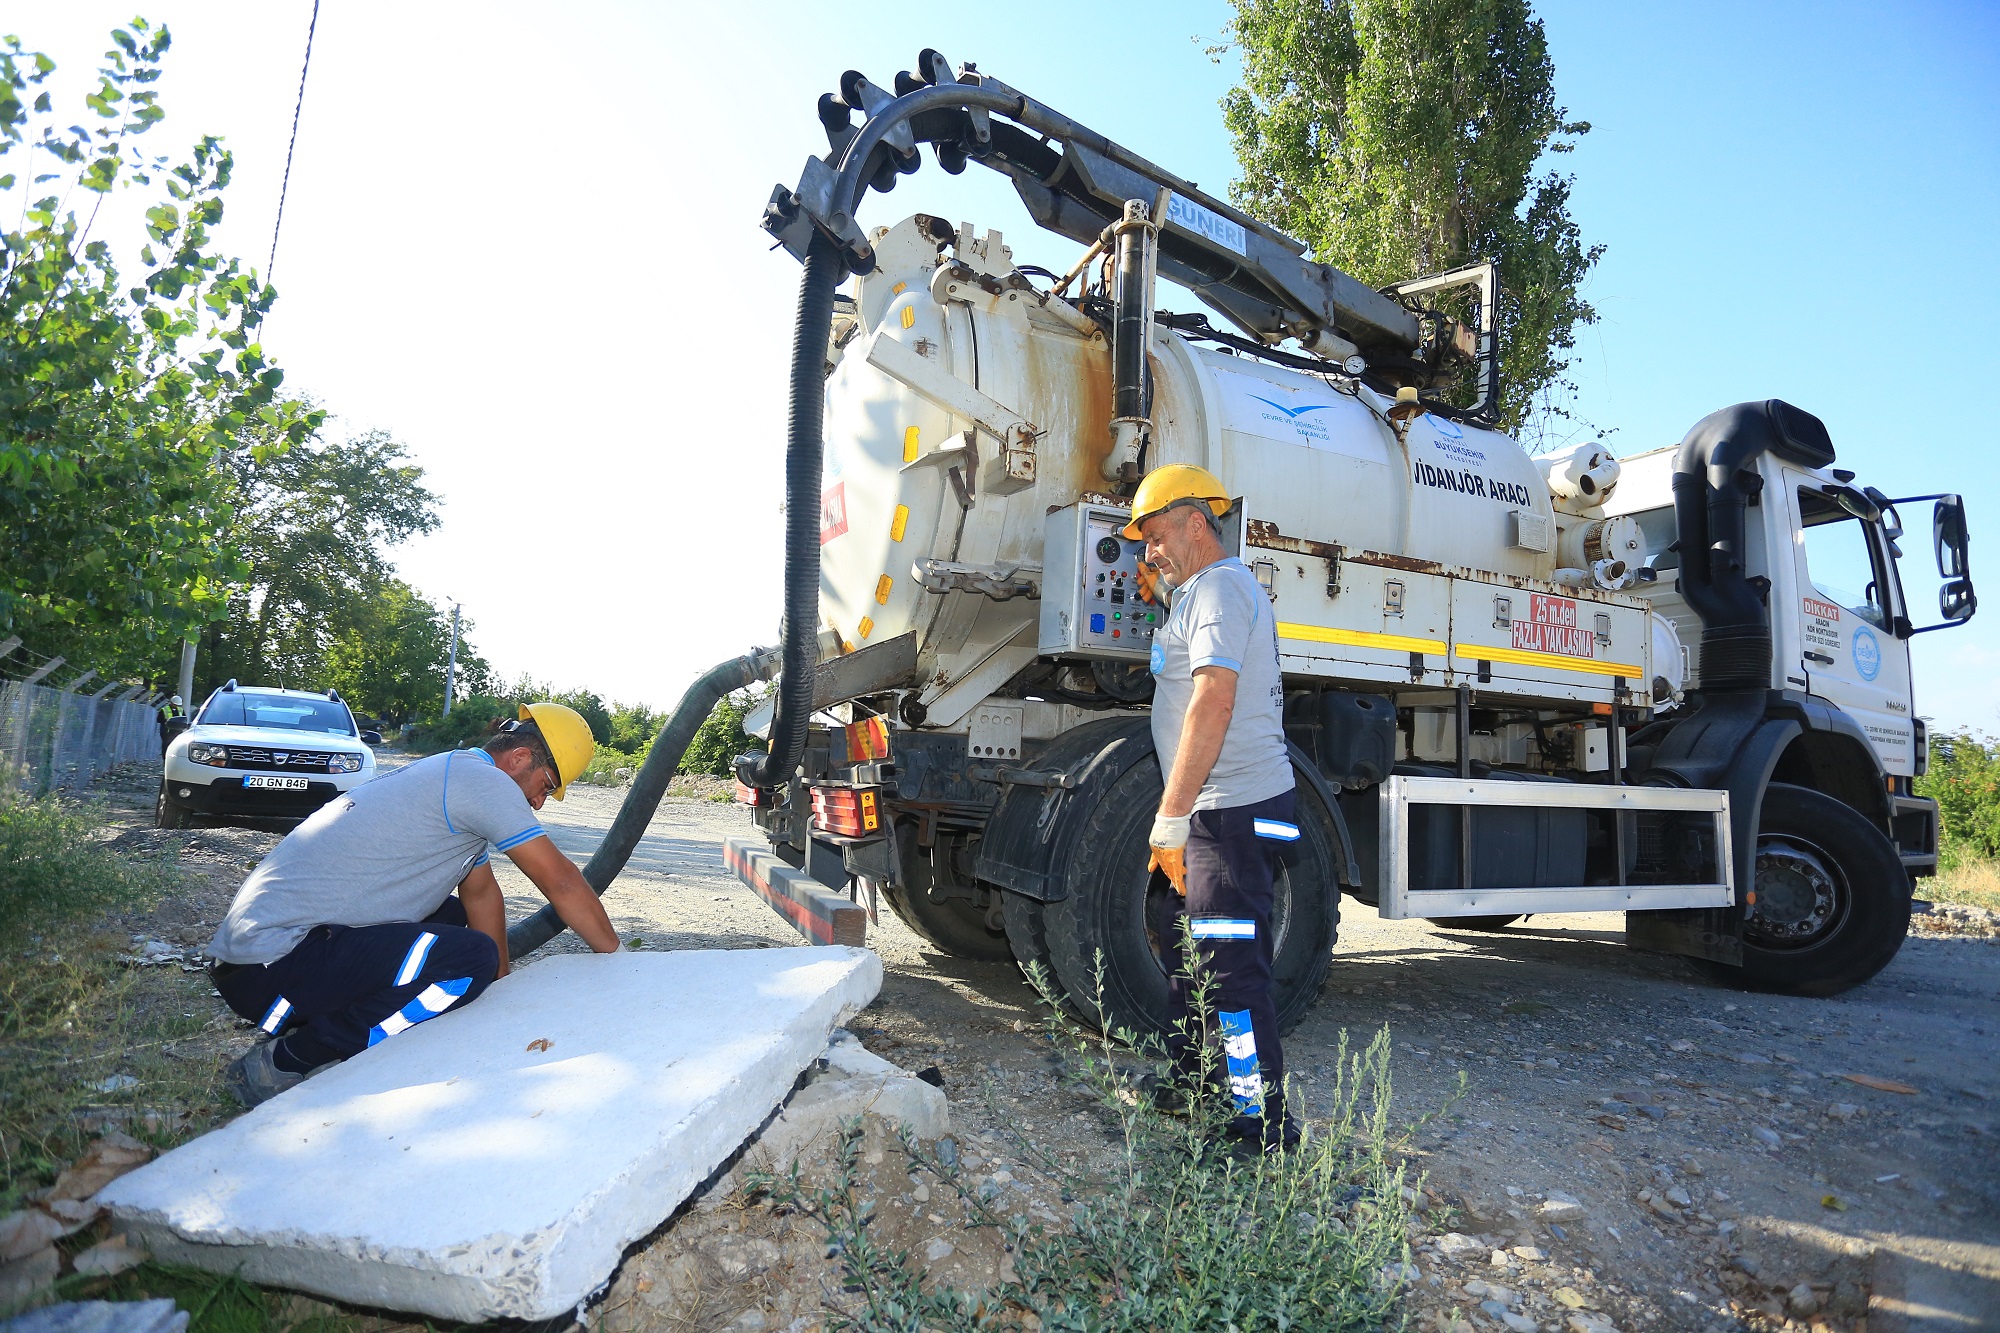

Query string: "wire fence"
[[0, 643, 168, 798]]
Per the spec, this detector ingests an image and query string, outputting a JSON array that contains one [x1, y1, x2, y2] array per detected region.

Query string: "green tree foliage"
[[551, 689, 613, 747], [607, 701, 665, 755], [1221, 0, 1601, 438], [199, 417, 443, 694], [321, 580, 492, 726], [681, 687, 767, 777], [1916, 732, 2000, 870], [0, 24, 320, 674]]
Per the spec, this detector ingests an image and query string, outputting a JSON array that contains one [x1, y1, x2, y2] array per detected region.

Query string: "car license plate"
[[244, 775, 309, 790]]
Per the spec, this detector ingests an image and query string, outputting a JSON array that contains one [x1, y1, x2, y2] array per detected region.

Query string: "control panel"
[[1039, 502, 1167, 662]]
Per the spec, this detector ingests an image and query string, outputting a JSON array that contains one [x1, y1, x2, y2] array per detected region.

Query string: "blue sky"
[[23, 1, 2000, 728]]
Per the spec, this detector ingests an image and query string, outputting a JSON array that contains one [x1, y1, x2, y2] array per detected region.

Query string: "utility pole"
[[442, 600, 461, 718], [178, 639, 197, 705]]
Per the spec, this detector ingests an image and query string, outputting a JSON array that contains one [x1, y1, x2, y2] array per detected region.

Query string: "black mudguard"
[[1629, 689, 1889, 963]]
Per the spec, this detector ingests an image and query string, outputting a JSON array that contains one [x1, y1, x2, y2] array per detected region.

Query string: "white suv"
[[158, 681, 381, 828]]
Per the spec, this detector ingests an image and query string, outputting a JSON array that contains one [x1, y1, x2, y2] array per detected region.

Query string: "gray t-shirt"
[[209, 749, 547, 964], [1149, 556, 1294, 811]]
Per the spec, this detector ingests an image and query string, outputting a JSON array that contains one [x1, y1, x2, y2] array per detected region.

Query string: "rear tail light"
[[733, 779, 768, 807], [810, 784, 882, 837]]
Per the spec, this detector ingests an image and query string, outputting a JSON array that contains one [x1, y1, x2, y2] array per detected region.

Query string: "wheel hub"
[[1746, 839, 1841, 947]]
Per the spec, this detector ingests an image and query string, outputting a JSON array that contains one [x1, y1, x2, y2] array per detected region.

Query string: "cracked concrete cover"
[[99, 947, 882, 1321]]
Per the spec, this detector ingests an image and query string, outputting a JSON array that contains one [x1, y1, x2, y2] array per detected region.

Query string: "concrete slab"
[[100, 947, 880, 1322]]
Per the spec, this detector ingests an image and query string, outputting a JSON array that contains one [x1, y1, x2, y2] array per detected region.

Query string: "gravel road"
[[498, 783, 2000, 1332]]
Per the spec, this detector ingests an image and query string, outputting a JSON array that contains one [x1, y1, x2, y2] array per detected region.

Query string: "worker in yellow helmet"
[[1127, 464, 1300, 1155], [206, 702, 621, 1106]]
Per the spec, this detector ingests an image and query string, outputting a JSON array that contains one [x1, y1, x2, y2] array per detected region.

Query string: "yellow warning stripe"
[[1454, 645, 1642, 679], [1278, 622, 1447, 656]]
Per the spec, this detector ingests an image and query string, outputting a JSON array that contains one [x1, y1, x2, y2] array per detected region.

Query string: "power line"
[[267, 0, 321, 283]]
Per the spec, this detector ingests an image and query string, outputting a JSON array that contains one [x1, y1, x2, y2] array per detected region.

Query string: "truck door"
[[1782, 470, 1917, 775]]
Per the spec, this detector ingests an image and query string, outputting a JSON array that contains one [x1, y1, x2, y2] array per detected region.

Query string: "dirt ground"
[[74, 761, 2000, 1332]]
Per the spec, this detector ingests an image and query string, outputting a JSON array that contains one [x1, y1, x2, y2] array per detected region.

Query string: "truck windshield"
[[1798, 487, 1889, 629], [200, 692, 356, 736]]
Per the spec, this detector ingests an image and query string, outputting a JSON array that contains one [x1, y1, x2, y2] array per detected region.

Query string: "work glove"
[[1149, 812, 1191, 896]]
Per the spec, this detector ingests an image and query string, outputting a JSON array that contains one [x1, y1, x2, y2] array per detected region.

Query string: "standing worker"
[[156, 695, 186, 756], [206, 703, 623, 1106], [1127, 465, 1300, 1153]]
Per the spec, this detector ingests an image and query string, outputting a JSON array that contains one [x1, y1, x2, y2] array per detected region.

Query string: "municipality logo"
[[1852, 627, 1881, 682], [1426, 413, 1464, 439], [1249, 395, 1337, 421]]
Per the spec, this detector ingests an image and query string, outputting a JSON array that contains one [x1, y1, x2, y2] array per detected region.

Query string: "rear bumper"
[[722, 836, 868, 947], [165, 776, 343, 820]]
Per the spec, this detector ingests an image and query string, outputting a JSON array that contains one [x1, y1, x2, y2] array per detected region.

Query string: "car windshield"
[[200, 692, 356, 736]]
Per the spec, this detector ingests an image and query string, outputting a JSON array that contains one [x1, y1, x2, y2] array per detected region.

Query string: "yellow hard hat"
[[1123, 463, 1231, 538], [518, 702, 594, 802]]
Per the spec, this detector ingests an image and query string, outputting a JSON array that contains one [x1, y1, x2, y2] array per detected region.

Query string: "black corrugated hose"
[[733, 231, 842, 794], [505, 647, 780, 958]]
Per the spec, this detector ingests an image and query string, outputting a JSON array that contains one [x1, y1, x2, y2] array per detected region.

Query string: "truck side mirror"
[[1935, 495, 1970, 579], [1940, 577, 1976, 624]]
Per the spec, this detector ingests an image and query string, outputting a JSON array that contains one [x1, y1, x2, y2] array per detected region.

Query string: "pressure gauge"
[[1342, 355, 1367, 375], [1095, 535, 1123, 563]]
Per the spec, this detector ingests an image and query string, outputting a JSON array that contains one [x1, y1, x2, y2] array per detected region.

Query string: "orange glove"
[[1149, 845, 1189, 896], [1149, 812, 1191, 896]]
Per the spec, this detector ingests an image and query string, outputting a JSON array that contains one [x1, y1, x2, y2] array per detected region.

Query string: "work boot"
[[223, 1040, 305, 1108], [1218, 1108, 1302, 1159]]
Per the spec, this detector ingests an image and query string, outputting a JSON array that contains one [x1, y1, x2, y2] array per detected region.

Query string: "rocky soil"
[[49, 762, 2000, 1332]]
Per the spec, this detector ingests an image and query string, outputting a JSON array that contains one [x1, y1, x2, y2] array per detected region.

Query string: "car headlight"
[[186, 742, 230, 767], [332, 753, 363, 774]]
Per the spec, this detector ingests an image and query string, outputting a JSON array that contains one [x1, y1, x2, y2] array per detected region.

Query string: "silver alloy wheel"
[[1745, 838, 1846, 948]]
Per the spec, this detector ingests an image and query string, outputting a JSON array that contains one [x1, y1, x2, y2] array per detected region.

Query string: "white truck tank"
[[817, 216, 1671, 714]]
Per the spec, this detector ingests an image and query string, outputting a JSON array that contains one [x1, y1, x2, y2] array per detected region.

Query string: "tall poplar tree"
[[1221, 0, 1601, 440]]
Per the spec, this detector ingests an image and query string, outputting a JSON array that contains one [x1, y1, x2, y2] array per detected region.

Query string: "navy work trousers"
[[213, 896, 500, 1073], [1147, 788, 1298, 1132]]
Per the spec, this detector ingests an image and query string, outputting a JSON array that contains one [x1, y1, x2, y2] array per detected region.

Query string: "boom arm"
[[760, 50, 1425, 363]]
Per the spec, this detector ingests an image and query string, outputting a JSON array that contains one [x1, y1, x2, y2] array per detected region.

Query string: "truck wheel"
[[1043, 758, 1340, 1040], [155, 783, 193, 830], [1691, 783, 1909, 997], [877, 826, 1014, 962], [1427, 915, 1523, 931]]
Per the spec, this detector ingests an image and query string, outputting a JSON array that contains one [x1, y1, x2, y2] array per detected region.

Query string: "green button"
[[1147, 613, 1157, 623], [1112, 612, 1122, 621]]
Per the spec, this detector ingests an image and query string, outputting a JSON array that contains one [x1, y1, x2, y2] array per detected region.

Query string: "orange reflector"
[[891, 504, 910, 541], [900, 305, 915, 329], [902, 428, 919, 463], [844, 717, 892, 763], [809, 783, 885, 838], [875, 575, 893, 605]]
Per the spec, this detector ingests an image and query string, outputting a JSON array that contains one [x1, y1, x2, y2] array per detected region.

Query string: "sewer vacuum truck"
[[712, 50, 1977, 1036]]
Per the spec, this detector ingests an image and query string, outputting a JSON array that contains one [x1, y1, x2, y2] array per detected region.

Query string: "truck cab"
[[1606, 445, 1975, 878]]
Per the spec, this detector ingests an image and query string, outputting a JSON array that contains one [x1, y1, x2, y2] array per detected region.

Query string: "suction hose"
[[733, 231, 843, 794], [506, 646, 781, 958]]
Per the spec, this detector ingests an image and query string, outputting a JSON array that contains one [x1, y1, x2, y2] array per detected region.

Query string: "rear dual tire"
[[1038, 756, 1341, 1041]]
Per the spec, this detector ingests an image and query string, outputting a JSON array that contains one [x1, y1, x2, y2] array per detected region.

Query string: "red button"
[[1112, 628, 1121, 637]]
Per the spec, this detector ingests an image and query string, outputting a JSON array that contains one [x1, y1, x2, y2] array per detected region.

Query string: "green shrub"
[[0, 793, 181, 930], [1916, 731, 2000, 871], [682, 686, 768, 777], [404, 694, 512, 755]]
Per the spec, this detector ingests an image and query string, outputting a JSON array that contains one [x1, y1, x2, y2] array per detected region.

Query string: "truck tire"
[[1690, 783, 1909, 997], [1427, 915, 1523, 931], [877, 825, 1014, 962], [1043, 758, 1340, 1040], [155, 783, 193, 830]]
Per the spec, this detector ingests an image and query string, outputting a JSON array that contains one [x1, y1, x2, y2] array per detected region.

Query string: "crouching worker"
[[207, 703, 621, 1106]]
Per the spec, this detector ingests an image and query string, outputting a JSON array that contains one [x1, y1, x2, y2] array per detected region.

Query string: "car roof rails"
[[326, 687, 342, 701], [221, 679, 238, 692]]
